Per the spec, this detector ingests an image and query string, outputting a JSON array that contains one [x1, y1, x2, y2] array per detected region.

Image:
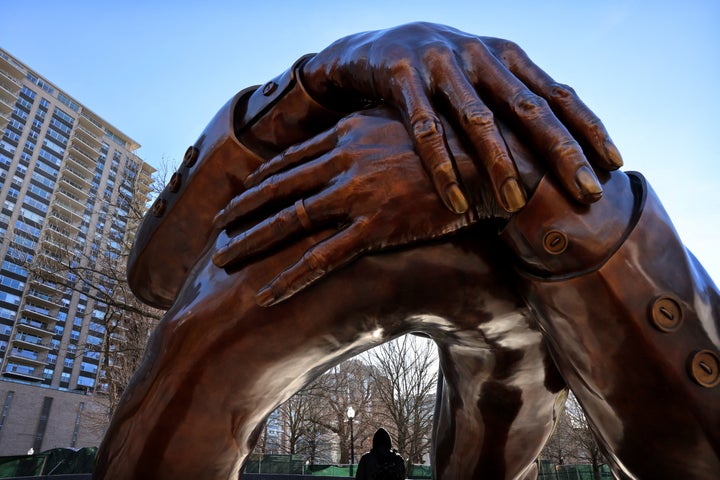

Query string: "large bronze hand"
[[213, 107, 532, 306], [301, 22, 622, 213]]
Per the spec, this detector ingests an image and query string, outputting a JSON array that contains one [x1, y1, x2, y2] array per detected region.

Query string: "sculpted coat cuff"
[[127, 55, 345, 309], [502, 170, 720, 478]]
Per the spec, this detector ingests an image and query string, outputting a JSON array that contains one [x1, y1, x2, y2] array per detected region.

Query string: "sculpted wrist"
[[235, 54, 345, 159], [500, 170, 642, 277]]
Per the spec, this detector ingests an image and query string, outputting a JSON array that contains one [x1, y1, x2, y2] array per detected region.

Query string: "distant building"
[[0, 48, 155, 455]]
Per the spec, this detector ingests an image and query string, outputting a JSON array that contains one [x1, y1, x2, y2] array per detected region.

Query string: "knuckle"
[[412, 115, 443, 140], [511, 91, 549, 119], [429, 159, 454, 177], [390, 58, 415, 78], [485, 148, 510, 171], [422, 42, 454, 69], [548, 139, 582, 158], [270, 210, 293, 236], [495, 40, 524, 64], [354, 216, 372, 233], [462, 105, 495, 129], [548, 82, 576, 101], [302, 249, 326, 273]]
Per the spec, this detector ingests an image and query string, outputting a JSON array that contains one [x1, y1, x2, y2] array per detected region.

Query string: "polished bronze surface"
[[99, 23, 719, 480]]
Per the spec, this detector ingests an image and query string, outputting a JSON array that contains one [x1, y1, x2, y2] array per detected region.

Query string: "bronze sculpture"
[[95, 23, 719, 479]]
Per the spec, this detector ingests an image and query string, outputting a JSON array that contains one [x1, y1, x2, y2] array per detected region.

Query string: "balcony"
[[56, 179, 89, 203], [69, 141, 97, 167], [25, 289, 62, 309], [44, 224, 75, 246], [51, 197, 84, 222], [0, 56, 23, 83], [3, 363, 43, 382], [74, 126, 102, 150], [65, 154, 94, 178], [14, 333, 53, 350], [67, 152, 95, 172], [52, 198, 84, 222], [0, 81, 18, 107], [29, 276, 64, 294], [40, 234, 74, 255], [78, 113, 103, 137], [47, 211, 81, 234], [20, 305, 58, 326], [55, 188, 87, 211], [8, 347, 47, 366], [61, 164, 91, 188], [69, 136, 98, 161], [0, 96, 12, 118]]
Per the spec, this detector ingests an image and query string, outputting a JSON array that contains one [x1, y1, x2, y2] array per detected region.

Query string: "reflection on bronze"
[[97, 23, 719, 480]]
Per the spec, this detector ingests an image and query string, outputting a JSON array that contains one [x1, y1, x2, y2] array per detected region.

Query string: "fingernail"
[[575, 166, 603, 202], [445, 183, 469, 213], [604, 140, 623, 169], [212, 250, 227, 267], [255, 286, 276, 307], [500, 178, 526, 212]]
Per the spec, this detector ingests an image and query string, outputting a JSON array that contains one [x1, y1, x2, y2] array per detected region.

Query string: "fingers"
[[213, 199, 312, 268], [483, 37, 623, 171], [429, 51, 526, 212], [386, 62, 469, 214], [254, 221, 367, 307], [461, 40, 602, 204], [213, 152, 340, 229], [244, 127, 339, 188]]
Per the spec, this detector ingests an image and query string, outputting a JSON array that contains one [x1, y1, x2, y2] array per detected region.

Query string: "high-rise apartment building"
[[0, 48, 155, 455]]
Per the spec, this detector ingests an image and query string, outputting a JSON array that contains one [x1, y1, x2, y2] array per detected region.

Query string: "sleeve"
[[127, 56, 344, 308], [500, 170, 720, 479]]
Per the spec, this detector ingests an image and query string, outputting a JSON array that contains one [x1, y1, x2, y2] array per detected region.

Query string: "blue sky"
[[2, 0, 718, 280]]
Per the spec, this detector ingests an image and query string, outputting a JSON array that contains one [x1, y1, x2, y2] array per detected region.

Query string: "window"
[[80, 361, 97, 373], [77, 376, 94, 387], [21, 86, 36, 99], [0, 292, 20, 305], [53, 107, 74, 124], [0, 275, 24, 291], [57, 93, 79, 112], [1, 261, 27, 277]]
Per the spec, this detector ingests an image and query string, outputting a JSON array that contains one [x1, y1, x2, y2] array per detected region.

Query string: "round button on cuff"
[[649, 295, 683, 332], [167, 172, 182, 193], [183, 146, 199, 168], [151, 198, 166, 218], [542, 230, 568, 255], [688, 350, 720, 388], [262, 81, 278, 96]]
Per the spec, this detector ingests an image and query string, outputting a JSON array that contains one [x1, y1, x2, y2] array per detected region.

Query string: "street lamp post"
[[347, 406, 355, 477]]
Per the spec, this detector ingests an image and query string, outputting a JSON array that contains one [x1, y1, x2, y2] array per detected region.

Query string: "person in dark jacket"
[[355, 428, 405, 480]]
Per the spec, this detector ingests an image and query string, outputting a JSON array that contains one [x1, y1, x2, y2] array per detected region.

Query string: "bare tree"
[[253, 335, 437, 468], [18, 157, 167, 431], [362, 335, 438, 466], [542, 392, 606, 480]]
